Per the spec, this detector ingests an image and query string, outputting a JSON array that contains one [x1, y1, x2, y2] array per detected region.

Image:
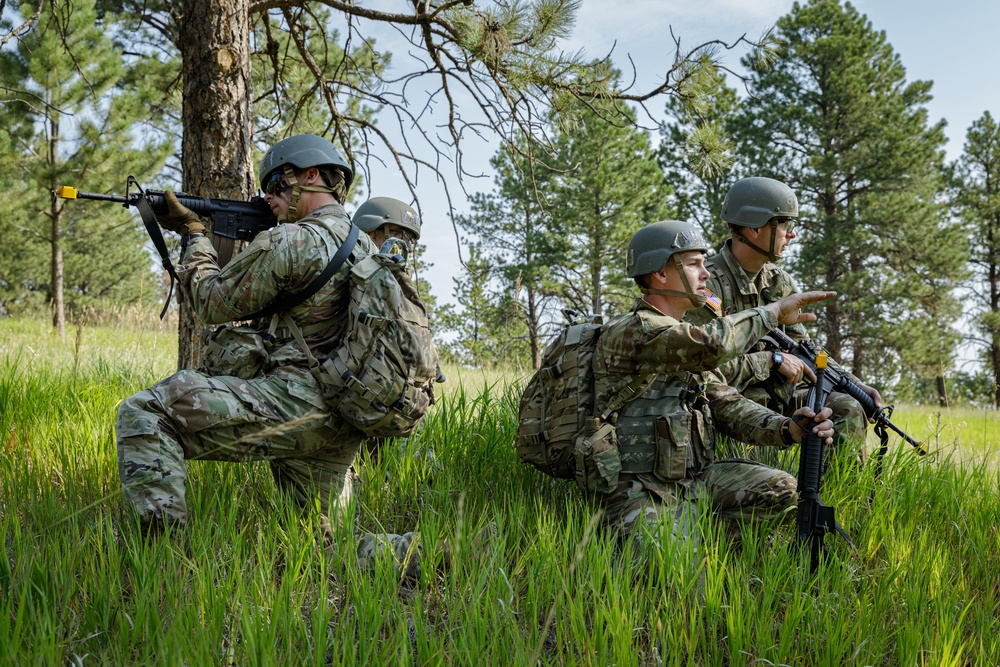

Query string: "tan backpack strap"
[[598, 374, 656, 423], [282, 312, 322, 376]]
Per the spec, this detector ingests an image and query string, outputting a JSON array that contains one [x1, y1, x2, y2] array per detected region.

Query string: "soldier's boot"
[[357, 531, 422, 582], [355, 522, 498, 582]]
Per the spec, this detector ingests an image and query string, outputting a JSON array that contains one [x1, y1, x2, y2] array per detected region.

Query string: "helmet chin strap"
[[735, 220, 781, 261], [280, 165, 339, 222], [640, 255, 708, 309]]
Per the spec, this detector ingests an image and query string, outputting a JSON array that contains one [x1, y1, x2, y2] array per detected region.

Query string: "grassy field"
[[2, 318, 999, 665]]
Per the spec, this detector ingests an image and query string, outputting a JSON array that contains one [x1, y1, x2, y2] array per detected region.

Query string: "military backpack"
[[314, 251, 439, 438], [516, 311, 653, 491], [259, 219, 439, 439]]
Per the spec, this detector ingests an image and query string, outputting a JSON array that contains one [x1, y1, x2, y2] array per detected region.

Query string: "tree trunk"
[[848, 253, 864, 378], [989, 223, 1000, 409], [176, 0, 255, 371], [591, 211, 602, 316], [992, 324, 1000, 410], [820, 187, 842, 360], [48, 114, 65, 337], [935, 375, 948, 408]]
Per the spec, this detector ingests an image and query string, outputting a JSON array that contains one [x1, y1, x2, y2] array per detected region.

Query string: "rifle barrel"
[[54, 186, 129, 204]]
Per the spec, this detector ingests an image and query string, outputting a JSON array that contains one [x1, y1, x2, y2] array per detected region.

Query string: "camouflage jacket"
[[685, 239, 858, 395], [593, 301, 789, 480], [178, 203, 375, 369]]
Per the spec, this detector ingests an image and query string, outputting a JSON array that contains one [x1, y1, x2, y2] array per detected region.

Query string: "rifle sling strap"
[[247, 222, 361, 321], [213, 235, 237, 268], [134, 193, 177, 320]]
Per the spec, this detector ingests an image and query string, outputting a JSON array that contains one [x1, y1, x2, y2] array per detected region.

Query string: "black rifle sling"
[[247, 222, 361, 321], [133, 186, 178, 320]]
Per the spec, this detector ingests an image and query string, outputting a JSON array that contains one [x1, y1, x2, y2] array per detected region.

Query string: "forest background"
[[3, 1, 1000, 664], [1, 0, 999, 407]]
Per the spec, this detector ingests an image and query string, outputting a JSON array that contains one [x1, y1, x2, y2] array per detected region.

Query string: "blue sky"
[[363, 0, 999, 307], [565, 0, 997, 160]]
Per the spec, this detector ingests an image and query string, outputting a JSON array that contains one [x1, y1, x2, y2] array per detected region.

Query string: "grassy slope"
[[2, 318, 999, 665]]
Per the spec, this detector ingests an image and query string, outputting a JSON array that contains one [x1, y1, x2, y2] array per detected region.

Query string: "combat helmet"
[[259, 134, 353, 221], [721, 176, 798, 260], [353, 197, 421, 240], [626, 220, 710, 308]]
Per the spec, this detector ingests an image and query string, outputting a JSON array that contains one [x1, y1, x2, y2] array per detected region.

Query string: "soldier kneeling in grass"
[[519, 220, 836, 567]]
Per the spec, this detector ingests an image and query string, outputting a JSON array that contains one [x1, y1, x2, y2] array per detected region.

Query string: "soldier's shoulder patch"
[[704, 288, 722, 314]]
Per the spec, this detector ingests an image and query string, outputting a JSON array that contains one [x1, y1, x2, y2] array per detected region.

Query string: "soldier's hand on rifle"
[[787, 406, 834, 445], [157, 191, 206, 235], [856, 380, 883, 419], [770, 350, 815, 385], [764, 290, 836, 326]]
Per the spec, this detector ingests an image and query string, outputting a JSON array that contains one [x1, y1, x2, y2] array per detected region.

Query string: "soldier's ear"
[[650, 266, 672, 286], [303, 167, 322, 184]]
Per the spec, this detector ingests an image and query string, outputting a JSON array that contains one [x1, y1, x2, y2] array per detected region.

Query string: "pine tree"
[[0, 0, 172, 330], [437, 246, 530, 368], [250, 4, 385, 197], [733, 0, 964, 388], [953, 111, 1000, 406], [456, 135, 558, 367], [657, 60, 742, 247], [545, 86, 673, 317]]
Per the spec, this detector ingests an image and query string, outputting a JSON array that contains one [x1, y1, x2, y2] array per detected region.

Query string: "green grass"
[[890, 404, 1000, 468], [2, 317, 1000, 665]]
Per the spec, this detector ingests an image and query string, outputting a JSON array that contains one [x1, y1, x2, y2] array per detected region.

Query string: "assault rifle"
[[53, 176, 277, 317], [796, 351, 852, 572], [764, 327, 927, 463]]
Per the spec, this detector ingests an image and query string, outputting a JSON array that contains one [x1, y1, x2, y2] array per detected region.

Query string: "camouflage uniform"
[[117, 204, 418, 573], [685, 240, 868, 452], [592, 301, 797, 547]]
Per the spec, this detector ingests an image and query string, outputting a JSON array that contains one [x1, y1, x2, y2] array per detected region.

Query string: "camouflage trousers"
[[116, 365, 416, 571], [597, 458, 798, 548], [745, 387, 868, 461]]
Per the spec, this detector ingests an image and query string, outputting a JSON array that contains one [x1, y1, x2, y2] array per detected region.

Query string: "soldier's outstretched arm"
[[762, 290, 837, 326]]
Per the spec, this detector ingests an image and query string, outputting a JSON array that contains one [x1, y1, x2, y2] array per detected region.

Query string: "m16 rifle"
[[765, 327, 927, 467], [53, 175, 277, 318], [796, 350, 852, 571]]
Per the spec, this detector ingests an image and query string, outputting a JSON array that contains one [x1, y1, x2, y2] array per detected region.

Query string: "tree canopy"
[[729, 0, 965, 394]]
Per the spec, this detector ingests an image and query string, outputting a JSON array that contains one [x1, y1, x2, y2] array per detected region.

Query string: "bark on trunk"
[[176, 0, 255, 370]]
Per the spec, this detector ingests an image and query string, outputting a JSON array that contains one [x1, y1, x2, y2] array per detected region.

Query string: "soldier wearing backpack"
[[117, 134, 426, 576], [580, 220, 836, 549]]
